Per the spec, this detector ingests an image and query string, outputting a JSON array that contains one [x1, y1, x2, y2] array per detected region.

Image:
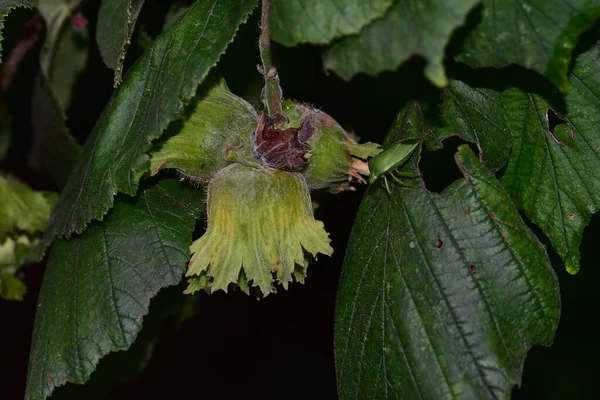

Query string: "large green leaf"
[[500, 42, 600, 274], [336, 111, 560, 398], [45, 0, 257, 241], [0, 0, 35, 60], [25, 179, 203, 400], [323, 0, 479, 86], [456, 0, 600, 92], [97, 0, 145, 87], [270, 0, 393, 46]]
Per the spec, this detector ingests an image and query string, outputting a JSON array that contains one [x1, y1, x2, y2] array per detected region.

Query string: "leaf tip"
[[565, 256, 580, 275]]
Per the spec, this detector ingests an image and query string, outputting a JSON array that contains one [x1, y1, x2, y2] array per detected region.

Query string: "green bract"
[[151, 91, 380, 191], [148, 81, 380, 296], [186, 163, 333, 296], [149, 77, 258, 183]]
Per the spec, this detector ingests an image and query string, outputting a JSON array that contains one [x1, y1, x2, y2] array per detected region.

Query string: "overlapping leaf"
[[45, 0, 257, 241], [398, 82, 512, 174], [25, 179, 203, 400], [405, 42, 600, 274], [323, 0, 479, 86], [500, 42, 600, 274], [271, 0, 393, 46], [30, 1, 86, 187], [46, 21, 88, 110], [336, 113, 560, 398], [97, 0, 145, 86], [438, 81, 512, 172], [457, 0, 600, 92], [30, 71, 81, 188], [0, 0, 35, 60], [163, 1, 192, 31]]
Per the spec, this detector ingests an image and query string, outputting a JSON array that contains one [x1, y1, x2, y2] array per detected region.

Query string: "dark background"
[[1, 1, 599, 399]]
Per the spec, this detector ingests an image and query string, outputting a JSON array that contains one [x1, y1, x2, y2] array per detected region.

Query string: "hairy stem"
[[259, 0, 283, 116]]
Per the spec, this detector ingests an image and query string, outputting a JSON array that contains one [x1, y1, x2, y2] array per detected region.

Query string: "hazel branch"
[[259, 0, 283, 116]]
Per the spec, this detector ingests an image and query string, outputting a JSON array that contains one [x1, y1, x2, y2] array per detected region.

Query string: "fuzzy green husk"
[[149, 77, 258, 183], [185, 163, 332, 296], [282, 100, 381, 190]]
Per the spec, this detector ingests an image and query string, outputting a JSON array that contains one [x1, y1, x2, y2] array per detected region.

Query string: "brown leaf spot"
[[469, 264, 478, 273], [569, 213, 576, 220], [433, 238, 444, 249]]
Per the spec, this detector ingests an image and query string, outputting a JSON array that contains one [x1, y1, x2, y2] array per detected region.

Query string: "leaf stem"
[[259, 0, 283, 116]]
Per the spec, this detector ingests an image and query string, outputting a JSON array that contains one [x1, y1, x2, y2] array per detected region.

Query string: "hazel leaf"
[[456, 0, 600, 92], [337, 140, 559, 398], [323, 0, 480, 86], [97, 0, 145, 87], [0, 0, 35, 60], [45, 0, 258, 241], [25, 179, 203, 400], [271, 0, 394, 46], [500, 41, 600, 274]]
